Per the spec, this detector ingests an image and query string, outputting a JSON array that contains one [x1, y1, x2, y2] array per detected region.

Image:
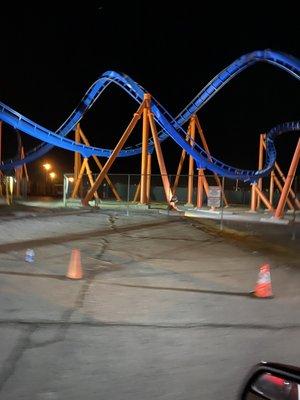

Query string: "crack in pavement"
[[118, 234, 213, 242], [102, 282, 252, 297], [0, 271, 66, 280], [0, 218, 179, 253], [56, 237, 110, 340], [0, 237, 111, 392], [107, 214, 118, 230], [0, 320, 300, 330], [0, 325, 36, 393]]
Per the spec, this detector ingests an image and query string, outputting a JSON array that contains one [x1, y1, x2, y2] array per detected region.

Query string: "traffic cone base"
[[66, 249, 83, 280], [253, 263, 273, 299]]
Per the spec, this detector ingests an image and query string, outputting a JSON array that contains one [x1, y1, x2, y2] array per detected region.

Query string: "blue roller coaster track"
[[0, 49, 299, 181]]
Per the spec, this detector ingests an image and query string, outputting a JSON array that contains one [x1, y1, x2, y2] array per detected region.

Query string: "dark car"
[[240, 362, 300, 400]]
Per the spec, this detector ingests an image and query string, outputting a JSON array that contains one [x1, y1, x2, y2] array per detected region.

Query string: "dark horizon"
[[0, 2, 299, 181]]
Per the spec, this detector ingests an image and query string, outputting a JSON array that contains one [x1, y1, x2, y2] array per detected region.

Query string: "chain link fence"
[[62, 173, 299, 209]]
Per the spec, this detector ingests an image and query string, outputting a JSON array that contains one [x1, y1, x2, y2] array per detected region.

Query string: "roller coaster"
[[0, 49, 299, 185]]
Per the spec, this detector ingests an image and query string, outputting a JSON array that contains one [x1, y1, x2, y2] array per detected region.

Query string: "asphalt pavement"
[[0, 205, 299, 399]]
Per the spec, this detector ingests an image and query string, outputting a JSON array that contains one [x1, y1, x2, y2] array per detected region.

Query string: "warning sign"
[[207, 186, 221, 208]]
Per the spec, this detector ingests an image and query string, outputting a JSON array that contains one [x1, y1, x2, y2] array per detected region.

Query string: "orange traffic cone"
[[254, 263, 273, 298], [66, 249, 83, 279]]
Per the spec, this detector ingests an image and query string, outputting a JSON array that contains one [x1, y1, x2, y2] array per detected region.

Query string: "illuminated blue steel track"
[[0, 49, 299, 181]]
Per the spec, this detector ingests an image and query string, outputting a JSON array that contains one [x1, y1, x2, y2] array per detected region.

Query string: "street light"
[[42, 163, 52, 195], [49, 172, 56, 180], [43, 163, 51, 171]]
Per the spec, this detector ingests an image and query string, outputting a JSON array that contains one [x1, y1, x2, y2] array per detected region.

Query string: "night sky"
[[0, 2, 299, 181]]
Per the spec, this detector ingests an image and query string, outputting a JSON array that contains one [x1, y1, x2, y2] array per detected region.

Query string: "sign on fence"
[[207, 186, 221, 208]]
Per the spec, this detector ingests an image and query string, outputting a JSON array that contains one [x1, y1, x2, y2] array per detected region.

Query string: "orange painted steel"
[[140, 94, 151, 204], [85, 160, 99, 199], [273, 174, 294, 211], [22, 147, 29, 182], [172, 129, 189, 194], [15, 147, 28, 197], [275, 163, 300, 209], [71, 157, 99, 200], [269, 171, 275, 205], [146, 153, 152, 202], [0, 123, 28, 199], [148, 111, 173, 204], [72, 158, 88, 198], [250, 184, 257, 212], [202, 175, 210, 196], [0, 122, 2, 161], [274, 164, 300, 210], [253, 184, 274, 211], [133, 182, 141, 202], [187, 116, 196, 205], [256, 134, 265, 209], [261, 136, 300, 210], [275, 138, 300, 219], [74, 125, 82, 183], [78, 126, 121, 201], [197, 169, 204, 208], [0, 122, 2, 190], [82, 104, 144, 206], [194, 116, 228, 207], [173, 114, 228, 208], [252, 134, 300, 214]]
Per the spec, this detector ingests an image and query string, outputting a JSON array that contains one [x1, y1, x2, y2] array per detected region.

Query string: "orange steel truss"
[[71, 124, 121, 201], [0, 122, 28, 199], [172, 114, 228, 208], [250, 133, 300, 218], [82, 94, 175, 207], [0, 121, 3, 197], [274, 138, 300, 218], [15, 146, 29, 197]]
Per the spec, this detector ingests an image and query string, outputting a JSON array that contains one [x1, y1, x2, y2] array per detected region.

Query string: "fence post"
[[292, 175, 298, 240], [126, 174, 131, 216], [63, 175, 68, 207], [220, 177, 224, 231]]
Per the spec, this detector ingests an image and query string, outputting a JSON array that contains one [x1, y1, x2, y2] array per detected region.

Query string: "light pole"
[[43, 163, 51, 195]]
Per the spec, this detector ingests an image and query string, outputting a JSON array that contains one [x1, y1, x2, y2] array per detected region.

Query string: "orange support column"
[[78, 126, 121, 201], [256, 133, 265, 209], [0, 122, 2, 197], [172, 128, 190, 194], [250, 184, 257, 212], [194, 116, 228, 207], [275, 138, 300, 219], [196, 169, 204, 208], [186, 116, 196, 206], [74, 125, 82, 183], [85, 161, 99, 200], [273, 174, 295, 211], [269, 171, 275, 205], [274, 162, 300, 210], [253, 184, 274, 211], [72, 158, 88, 199], [82, 104, 144, 206], [140, 94, 150, 204], [262, 138, 300, 210], [146, 153, 152, 202], [21, 147, 29, 182], [148, 111, 172, 204], [173, 148, 186, 194], [133, 182, 141, 202]]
